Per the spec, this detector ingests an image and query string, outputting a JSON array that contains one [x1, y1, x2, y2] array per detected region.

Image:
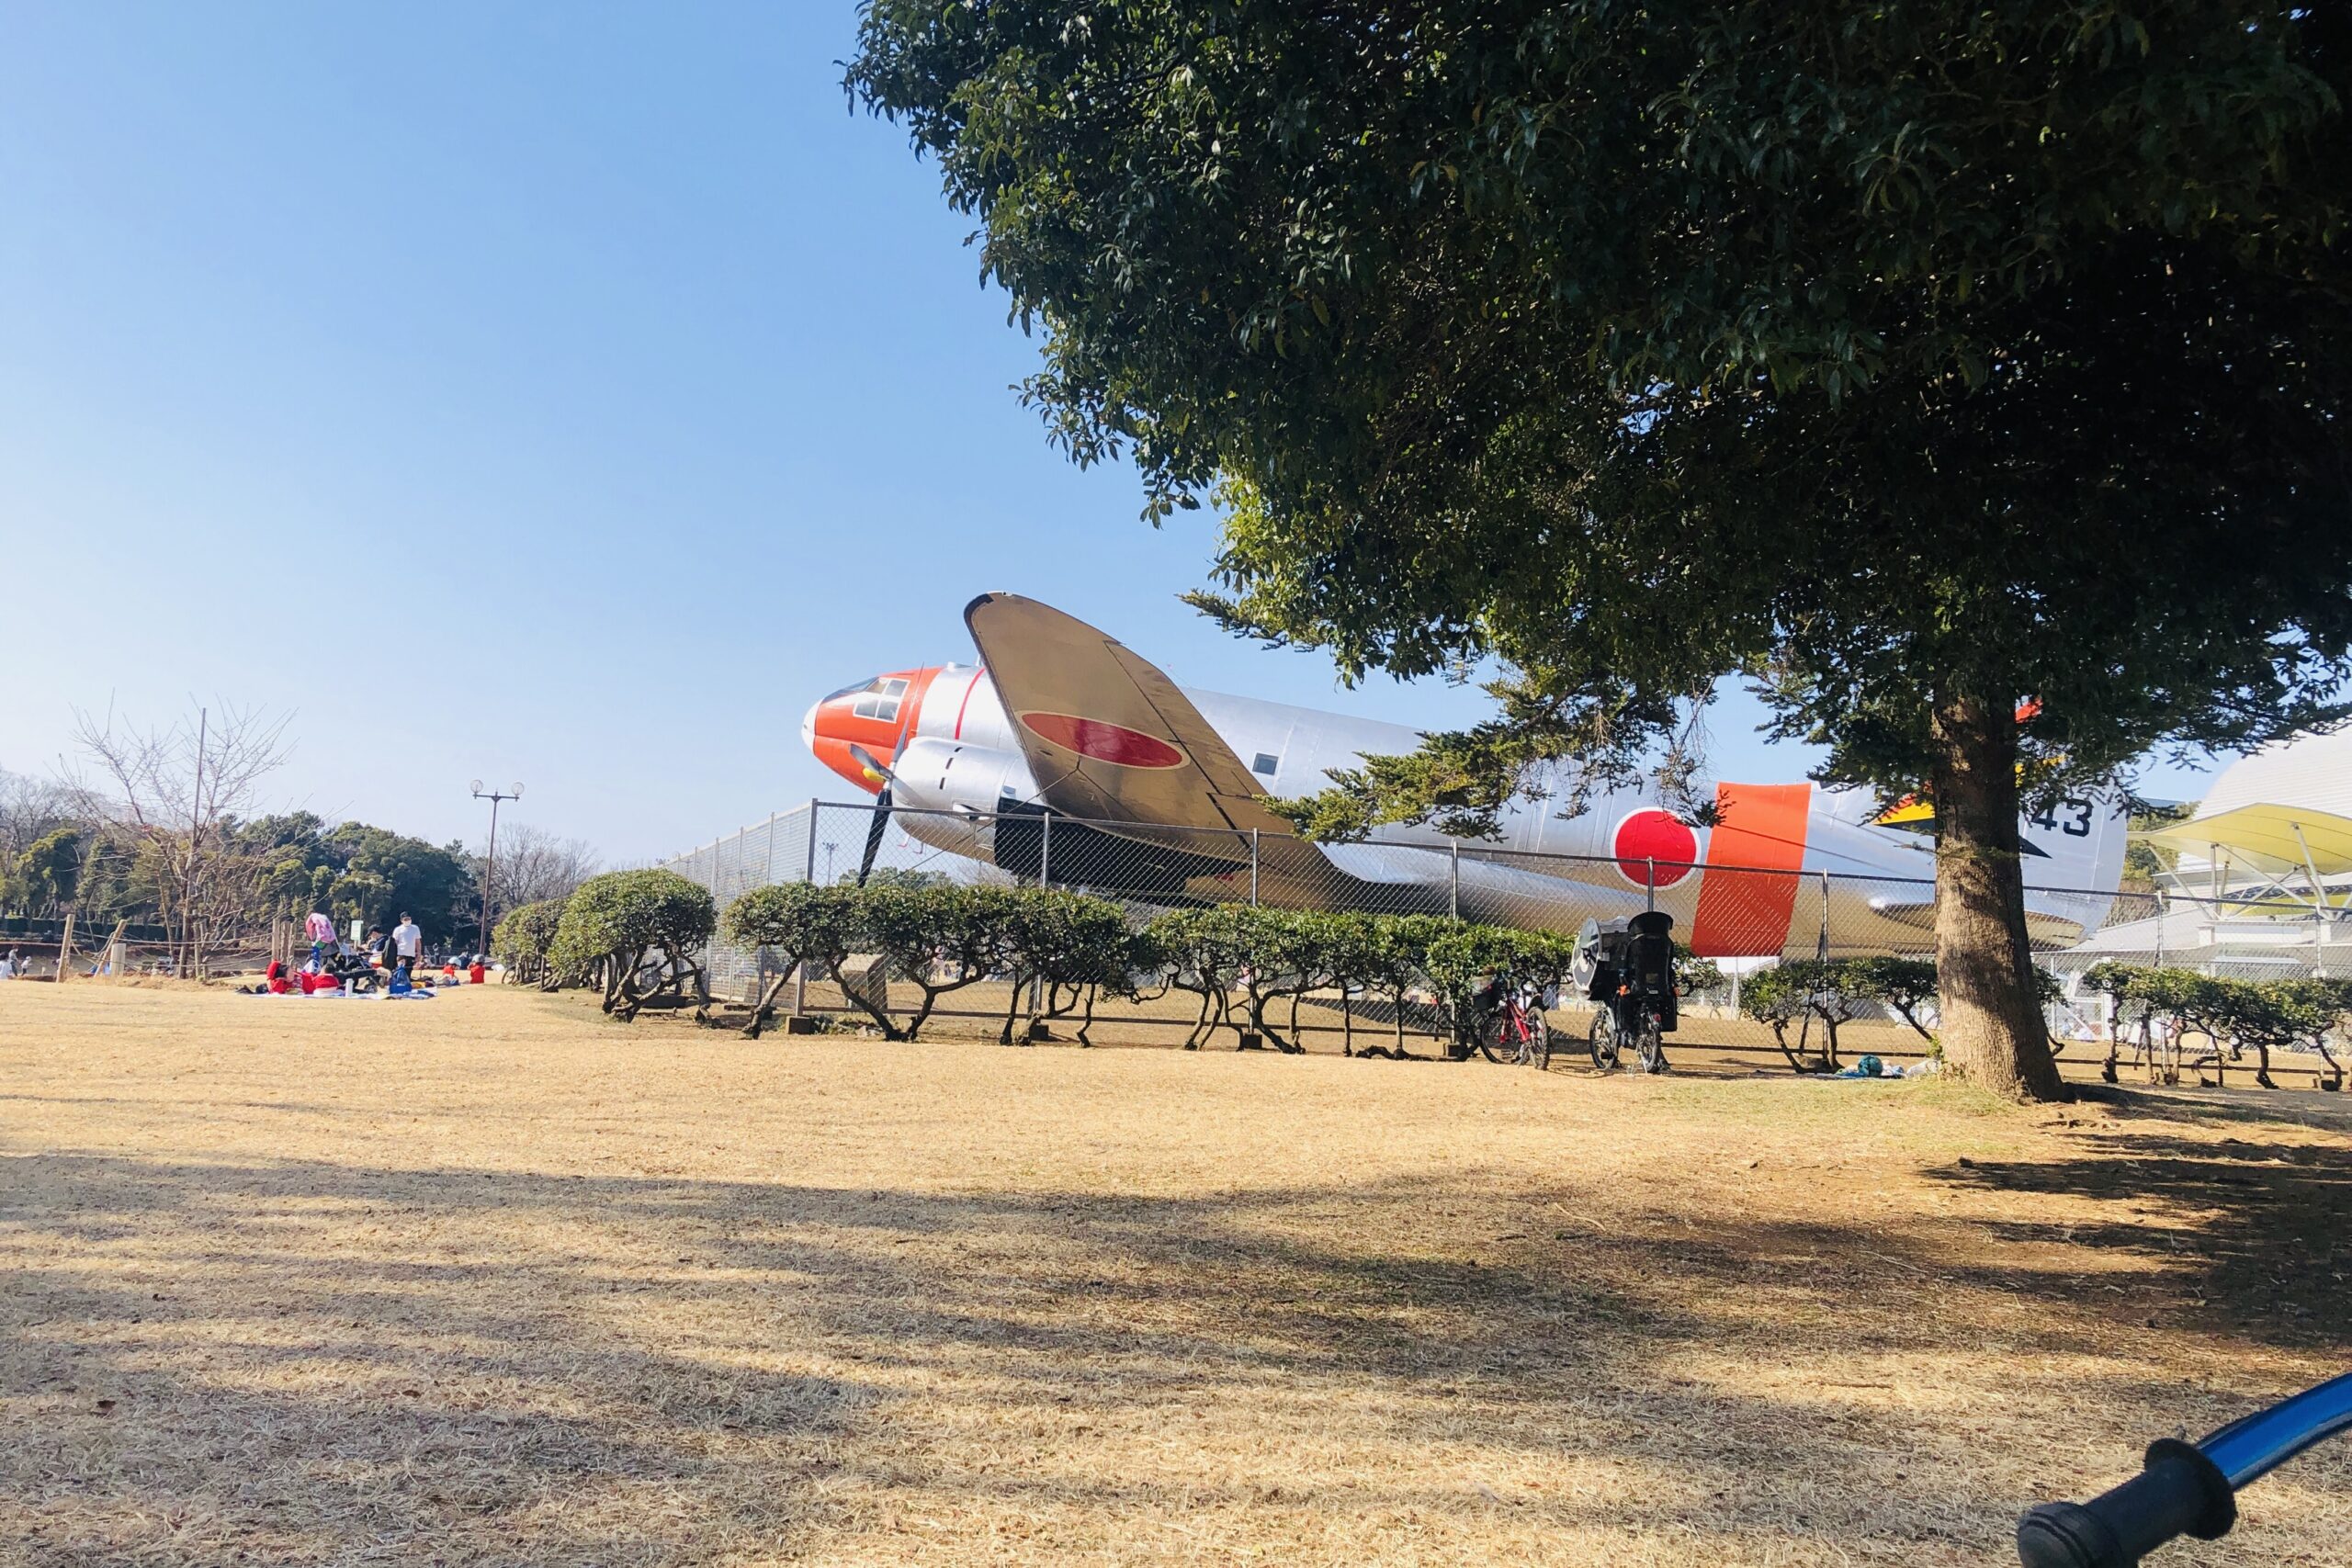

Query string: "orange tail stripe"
[[1689, 783, 1813, 958]]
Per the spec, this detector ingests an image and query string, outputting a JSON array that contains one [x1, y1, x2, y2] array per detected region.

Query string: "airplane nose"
[[804, 667, 942, 793]]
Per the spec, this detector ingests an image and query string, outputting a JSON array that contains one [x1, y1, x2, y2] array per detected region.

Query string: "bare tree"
[[475, 822, 600, 920], [61, 701, 293, 975], [0, 768, 74, 863]]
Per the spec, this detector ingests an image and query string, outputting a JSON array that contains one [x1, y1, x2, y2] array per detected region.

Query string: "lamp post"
[[469, 780, 524, 959]]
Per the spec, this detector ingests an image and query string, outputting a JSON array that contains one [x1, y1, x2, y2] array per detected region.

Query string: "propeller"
[[848, 744, 898, 887]]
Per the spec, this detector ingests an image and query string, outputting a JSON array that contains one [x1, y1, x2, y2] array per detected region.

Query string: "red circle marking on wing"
[[1018, 712, 1188, 770], [1612, 808, 1700, 887]]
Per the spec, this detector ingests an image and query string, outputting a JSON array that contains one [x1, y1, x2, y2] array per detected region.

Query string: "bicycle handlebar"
[[2018, 1371, 2352, 1566], [2016, 1440, 2233, 1567]]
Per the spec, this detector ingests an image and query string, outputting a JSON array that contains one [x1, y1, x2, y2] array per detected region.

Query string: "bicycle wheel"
[[1473, 1009, 1510, 1064], [1636, 1015, 1668, 1075], [1588, 1010, 1621, 1071], [1527, 1011, 1551, 1071]]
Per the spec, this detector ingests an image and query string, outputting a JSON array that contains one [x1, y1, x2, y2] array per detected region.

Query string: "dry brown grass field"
[[3, 981, 2347, 1566]]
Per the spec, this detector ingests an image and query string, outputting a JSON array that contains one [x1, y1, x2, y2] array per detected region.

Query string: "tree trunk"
[[1000, 967, 1027, 1044], [1929, 692, 2066, 1101], [745, 970, 794, 1039]]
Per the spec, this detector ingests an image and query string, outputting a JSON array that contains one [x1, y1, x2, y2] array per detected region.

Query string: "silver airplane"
[[801, 594, 2127, 957]]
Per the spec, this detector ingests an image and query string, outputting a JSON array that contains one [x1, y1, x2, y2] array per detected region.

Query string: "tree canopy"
[[850, 1, 2352, 1099]]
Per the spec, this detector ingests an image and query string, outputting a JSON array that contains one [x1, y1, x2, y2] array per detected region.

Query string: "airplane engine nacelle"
[[882, 736, 1038, 819]]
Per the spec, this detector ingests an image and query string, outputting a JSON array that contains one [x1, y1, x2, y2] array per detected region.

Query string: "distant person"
[[0, 953, 15, 981], [392, 913, 422, 971], [468, 957, 487, 986], [304, 908, 337, 948], [366, 926, 389, 967]]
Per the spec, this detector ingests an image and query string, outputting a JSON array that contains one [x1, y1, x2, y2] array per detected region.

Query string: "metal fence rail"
[[659, 801, 2349, 1010]]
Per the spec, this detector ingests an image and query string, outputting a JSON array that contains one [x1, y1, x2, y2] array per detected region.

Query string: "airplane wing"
[[964, 593, 1329, 874], [1863, 896, 2092, 949]]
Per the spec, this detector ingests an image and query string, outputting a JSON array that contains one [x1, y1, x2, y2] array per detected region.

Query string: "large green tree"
[[850, 1, 2352, 1099]]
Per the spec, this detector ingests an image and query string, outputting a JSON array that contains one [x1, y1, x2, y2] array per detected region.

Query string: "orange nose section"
[[801, 667, 942, 794]]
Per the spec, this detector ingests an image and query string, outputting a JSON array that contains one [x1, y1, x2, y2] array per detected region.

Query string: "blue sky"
[[0, 4, 2213, 863]]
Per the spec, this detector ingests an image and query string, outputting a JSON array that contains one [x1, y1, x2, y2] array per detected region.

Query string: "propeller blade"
[[857, 787, 892, 886]]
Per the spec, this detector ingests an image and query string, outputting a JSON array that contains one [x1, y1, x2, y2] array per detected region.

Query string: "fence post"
[[1818, 871, 1833, 958], [1450, 841, 1461, 921], [795, 798, 818, 1017], [1646, 856, 1657, 914], [1041, 810, 1052, 889], [1250, 829, 1260, 906]]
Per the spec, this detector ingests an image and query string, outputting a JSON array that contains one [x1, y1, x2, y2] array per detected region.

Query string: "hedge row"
[[481, 875, 2352, 1087], [1736, 956, 2074, 1070], [2082, 962, 2351, 1088], [719, 881, 1722, 1053]]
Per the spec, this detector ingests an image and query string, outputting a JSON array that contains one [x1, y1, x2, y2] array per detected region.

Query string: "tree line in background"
[[1, 701, 598, 970]]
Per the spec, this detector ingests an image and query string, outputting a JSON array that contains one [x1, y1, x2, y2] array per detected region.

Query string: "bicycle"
[[1492, 976, 1554, 1069], [1574, 910, 1678, 1075], [1587, 992, 1667, 1074], [1462, 972, 1554, 1068]]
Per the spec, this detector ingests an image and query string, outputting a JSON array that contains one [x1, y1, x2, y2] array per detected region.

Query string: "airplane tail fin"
[[2023, 793, 2131, 898], [2014, 791, 2132, 949]]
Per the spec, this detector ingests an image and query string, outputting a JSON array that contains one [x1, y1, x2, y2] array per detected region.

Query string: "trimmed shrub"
[[723, 882, 869, 1038], [858, 882, 1023, 1041], [492, 898, 566, 986], [552, 870, 717, 1021], [993, 888, 1135, 1044], [1840, 956, 1939, 1039]]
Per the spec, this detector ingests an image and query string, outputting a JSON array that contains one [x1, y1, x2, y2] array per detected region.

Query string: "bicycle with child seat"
[[1586, 989, 1667, 1074], [1576, 910, 1678, 1075]]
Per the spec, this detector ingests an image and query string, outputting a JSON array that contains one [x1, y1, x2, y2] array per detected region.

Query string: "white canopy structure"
[[2081, 735, 2352, 982]]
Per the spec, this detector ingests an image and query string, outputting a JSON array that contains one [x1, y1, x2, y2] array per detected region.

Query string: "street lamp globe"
[[469, 778, 483, 795]]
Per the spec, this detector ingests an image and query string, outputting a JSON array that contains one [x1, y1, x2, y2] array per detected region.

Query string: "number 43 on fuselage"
[[801, 595, 2126, 959]]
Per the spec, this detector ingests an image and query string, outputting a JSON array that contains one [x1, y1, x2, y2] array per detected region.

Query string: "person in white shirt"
[[393, 914, 423, 970]]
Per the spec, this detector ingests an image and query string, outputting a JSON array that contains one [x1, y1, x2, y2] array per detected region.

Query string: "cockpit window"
[[1251, 752, 1280, 776], [853, 676, 910, 723]]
